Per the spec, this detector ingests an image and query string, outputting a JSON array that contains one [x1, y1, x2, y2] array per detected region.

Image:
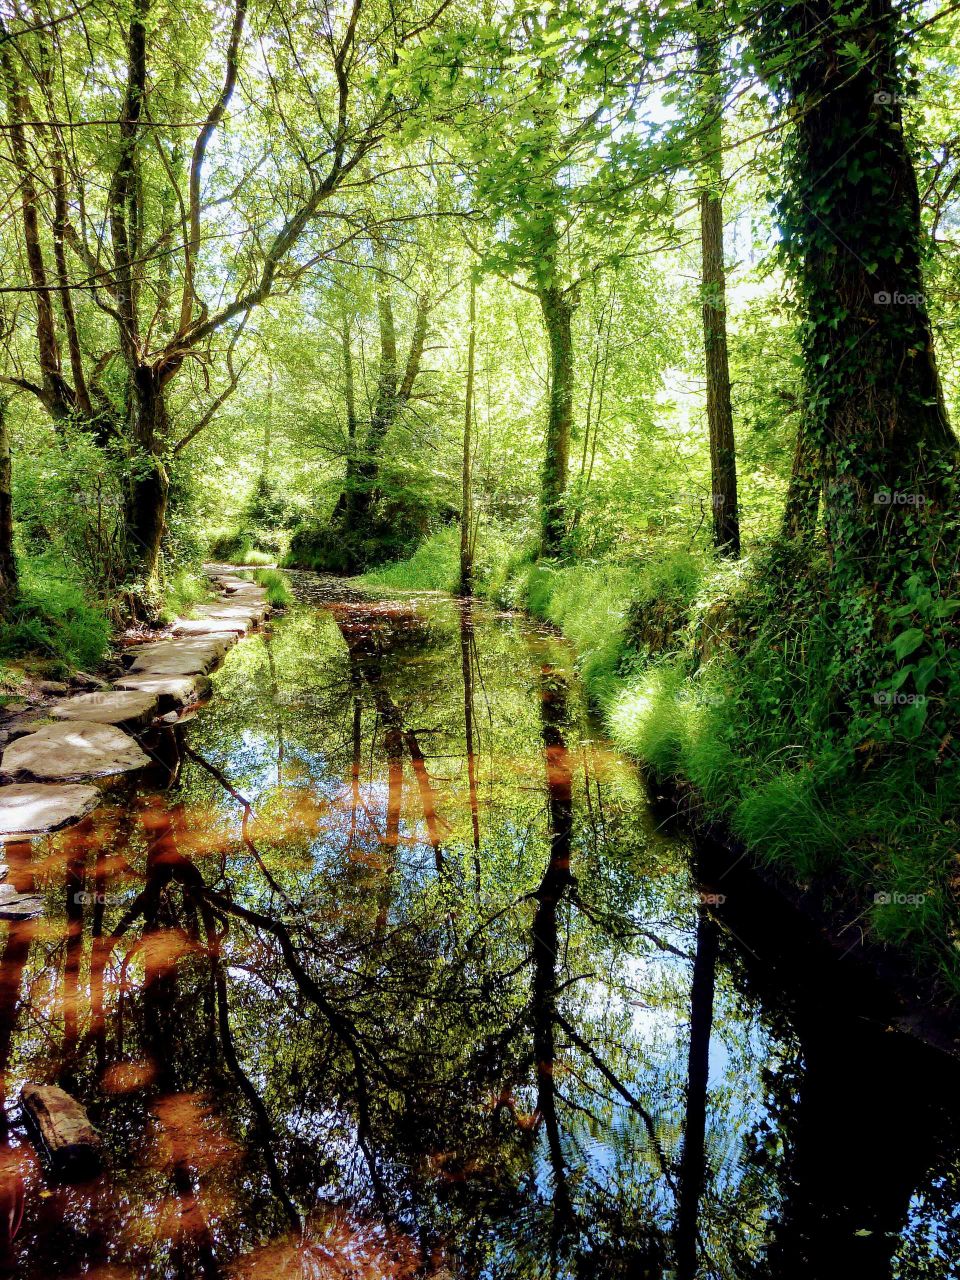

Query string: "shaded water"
[[1, 579, 959, 1278]]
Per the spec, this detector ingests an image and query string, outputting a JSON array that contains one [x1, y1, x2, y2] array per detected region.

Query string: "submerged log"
[[20, 1084, 102, 1179]]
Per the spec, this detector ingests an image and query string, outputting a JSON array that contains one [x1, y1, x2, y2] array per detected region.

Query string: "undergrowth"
[[0, 556, 111, 674], [162, 569, 212, 622]]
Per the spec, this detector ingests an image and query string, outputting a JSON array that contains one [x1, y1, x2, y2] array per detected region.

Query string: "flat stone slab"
[[172, 617, 248, 637], [2, 722, 150, 781], [50, 689, 159, 728], [113, 671, 211, 708], [0, 781, 100, 838], [22, 1083, 102, 1178], [0, 882, 44, 919], [127, 634, 236, 676], [197, 602, 268, 622]]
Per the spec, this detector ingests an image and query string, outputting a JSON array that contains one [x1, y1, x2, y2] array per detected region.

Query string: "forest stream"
[[2, 576, 959, 1280]]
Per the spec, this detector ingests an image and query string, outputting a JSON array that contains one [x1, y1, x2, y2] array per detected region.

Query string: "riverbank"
[[356, 528, 960, 1043], [0, 565, 272, 851]]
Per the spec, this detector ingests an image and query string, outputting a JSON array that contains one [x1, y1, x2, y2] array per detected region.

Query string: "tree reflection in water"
[[0, 586, 958, 1278]]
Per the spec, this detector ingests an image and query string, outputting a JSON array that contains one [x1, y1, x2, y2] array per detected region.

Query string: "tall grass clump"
[[363, 526, 461, 592], [254, 567, 293, 607], [162, 569, 212, 622]]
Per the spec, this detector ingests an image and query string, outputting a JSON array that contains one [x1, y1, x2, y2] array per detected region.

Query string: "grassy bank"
[[0, 557, 218, 686], [362, 528, 960, 1001]]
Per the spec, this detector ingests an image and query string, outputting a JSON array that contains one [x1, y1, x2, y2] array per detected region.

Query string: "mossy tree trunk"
[[342, 286, 429, 535], [697, 8, 740, 558], [537, 283, 577, 558], [460, 278, 477, 595], [781, 413, 821, 542], [0, 397, 18, 615]]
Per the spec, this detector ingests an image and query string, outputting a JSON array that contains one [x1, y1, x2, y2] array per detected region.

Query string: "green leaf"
[[889, 628, 925, 661]]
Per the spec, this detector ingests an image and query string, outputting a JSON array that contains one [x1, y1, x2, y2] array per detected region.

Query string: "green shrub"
[[208, 528, 284, 564]]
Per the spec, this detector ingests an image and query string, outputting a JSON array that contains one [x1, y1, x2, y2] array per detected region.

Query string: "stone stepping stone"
[[50, 689, 159, 729], [172, 617, 248, 637], [2, 722, 150, 781], [113, 671, 211, 709], [0, 781, 100, 838], [0, 882, 44, 919], [127, 634, 235, 677], [21, 1083, 103, 1178], [197, 602, 268, 622]]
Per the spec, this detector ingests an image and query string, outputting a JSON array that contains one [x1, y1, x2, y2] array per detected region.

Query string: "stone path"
[[0, 565, 271, 841]]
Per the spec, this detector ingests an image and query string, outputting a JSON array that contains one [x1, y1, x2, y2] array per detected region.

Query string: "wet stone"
[[172, 617, 249, 637], [1, 722, 150, 781], [0, 882, 44, 919], [21, 1084, 103, 1179], [0, 781, 100, 838], [113, 671, 211, 709]]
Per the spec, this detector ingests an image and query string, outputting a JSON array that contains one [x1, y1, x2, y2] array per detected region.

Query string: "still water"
[[1, 578, 959, 1279]]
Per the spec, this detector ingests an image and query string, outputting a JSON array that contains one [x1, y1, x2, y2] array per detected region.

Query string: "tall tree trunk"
[[675, 904, 718, 1280], [0, 398, 17, 614], [460, 278, 477, 594], [0, 31, 72, 422], [697, 13, 740, 557], [124, 367, 169, 588], [756, 0, 957, 577], [342, 313, 357, 450], [537, 285, 576, 557]]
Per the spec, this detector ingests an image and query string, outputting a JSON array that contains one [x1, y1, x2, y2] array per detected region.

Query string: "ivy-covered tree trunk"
[[0, 397, 18, 614], [759, 0, 957, 574], [538, 284, 576, 558], [323, 284, 431, 571], [781, 414, 821, 541]]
